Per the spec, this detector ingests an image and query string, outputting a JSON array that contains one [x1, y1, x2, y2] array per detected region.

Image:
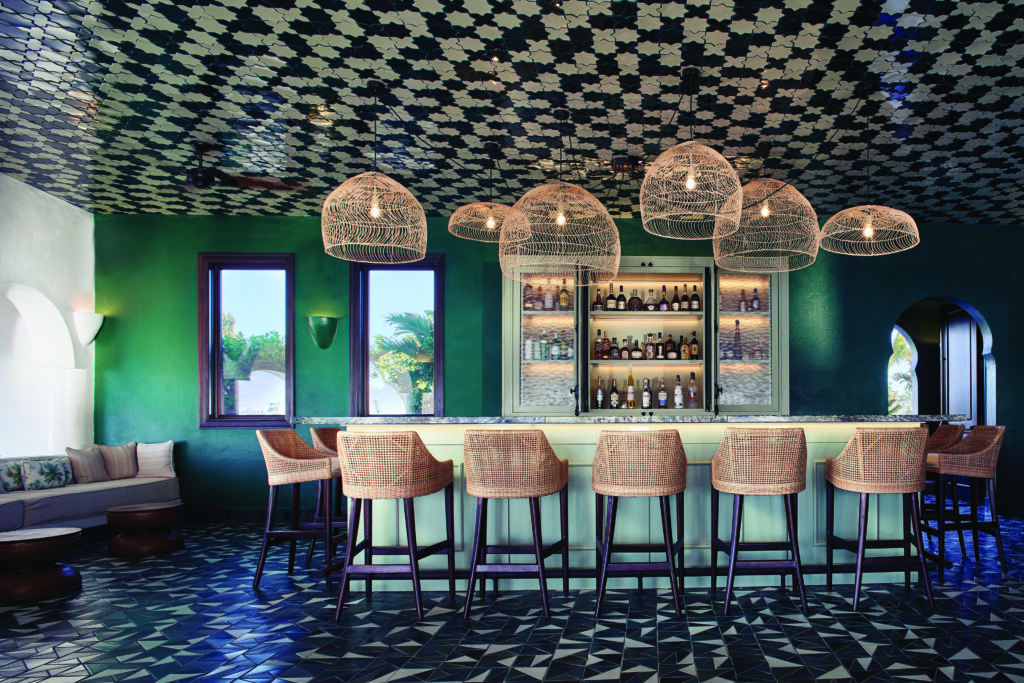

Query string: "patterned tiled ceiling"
[[1, 0, 1023, 223]]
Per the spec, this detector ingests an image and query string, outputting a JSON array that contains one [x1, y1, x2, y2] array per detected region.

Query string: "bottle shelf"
[[590, 359, 703, 365], [718, 310, 770, 316], [522, 310, 574, 315], [591, 311, 702, 319], [522, 359, 574, 365], [719, 359, 770, 364]]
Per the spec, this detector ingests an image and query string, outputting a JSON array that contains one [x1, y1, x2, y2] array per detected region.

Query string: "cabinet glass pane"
[[718, 272, 772, 407], [519, 276, 575, 407]]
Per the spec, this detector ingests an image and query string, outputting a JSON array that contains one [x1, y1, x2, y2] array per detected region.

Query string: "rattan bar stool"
[[919, 424, 967, 560], [825, 426, 933, 611], [253, 429, 345, 589], [593, 430, 687, 618], [334, 431, 455, 621], [306, 427, 348, 572], [710, 427, 808, 615], [463, 429, 569, 619], [920, 425, 1007, 582]]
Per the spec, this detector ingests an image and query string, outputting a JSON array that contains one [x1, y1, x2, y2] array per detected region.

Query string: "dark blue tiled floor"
[[1, 515, 1022, 682]]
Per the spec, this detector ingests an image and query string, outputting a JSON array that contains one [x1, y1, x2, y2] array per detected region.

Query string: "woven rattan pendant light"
[[639, 69, 742, 240], [321, 81, 426, 263], [714, 177, 819, 272], [448, 144, 510, 242]]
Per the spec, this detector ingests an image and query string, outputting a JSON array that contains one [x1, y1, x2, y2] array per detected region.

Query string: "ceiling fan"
[[185, 142, 306, 192]]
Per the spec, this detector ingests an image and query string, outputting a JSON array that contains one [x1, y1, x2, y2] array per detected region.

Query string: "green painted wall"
[[95, 217, 1022, 515]]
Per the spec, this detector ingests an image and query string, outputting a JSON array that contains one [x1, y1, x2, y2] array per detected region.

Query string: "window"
[[350, 256, 444, 416], [199, 254, 294, 428], [888, 326, 918, 415]]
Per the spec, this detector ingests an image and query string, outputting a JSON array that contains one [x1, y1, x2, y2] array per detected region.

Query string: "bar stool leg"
[[336, 497, 362, 620], [288, 483, 300, 574], [676, 491, 685, 597], [560, 485, 569, 597], [987, 479, 1007, 573], [306, 482, 323, 568], [723, 494, 743, 615], [950, 475, 967, 556], [479, 498, 491, 599], [825, 481, 835, 592], [853, 493, 869, 612], [595, 495, 618, 616], [529, 497, 550, 618], [710, 488, 719, 594], [595, 492, 604, 591], [659, 495, 682, 618], [464, 497, 485, 619], [364, 500, 373, 599], [902, 494, 912, 590], [445, 483, 456, 601], [909, 492, 934, 609], [969, 480, 981, 563], [402, 497, 425, 620], [784, 493, 807, 614], [323, 479, 334, 581], [253, 485, 279, 589], [937, 475, 947, 584]]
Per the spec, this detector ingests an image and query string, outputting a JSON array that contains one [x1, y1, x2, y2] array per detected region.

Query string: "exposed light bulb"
[[369, 204, 381, 219], [555, 212, 567, 226], [863, 215, 874, 238], [760, 204, 770, 218], [485, 216, 496, 229], [685, 174, 696, 191]]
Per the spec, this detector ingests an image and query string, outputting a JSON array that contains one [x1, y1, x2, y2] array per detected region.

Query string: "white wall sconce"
[[72, 311, 105, 346]]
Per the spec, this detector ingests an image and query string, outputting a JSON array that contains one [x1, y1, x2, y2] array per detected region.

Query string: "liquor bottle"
[[566, 337, 574, 360], [593, 329, 603, 359], [602, 331, 610, 359], [609, 378, 620, 409], [644, 333, 655, 360], [738, 288, 748, 312], [595, 376, 605, 409], [626, 365, 636, 409], [641, 377, 652, 409], [544, 278, 555, 311], [644, 289, 657, 311], [538, 330, 548, 360], [655, 332, 665, 360], [679, 336, 690, 360], [751, 287, 761, 311], [559, 278, 570, 310], [689, 331, 700, 360], [687, 371, 699, 408], [616, 285, 627, 310], [690, 285, 701, 311], [665, 334, 678, 359], [549, 332, 561, 360], [658, 286, 670, 311], [631, 337, 643, 360], [733, 320, 742, 359], [620, 337, 631, 360], [523, 333, 534, 360], [673, 374, 684, 409], [680, 286, 689, 310], [523, 282, 534, 310], [592, 287, 604, 311], [609, 336, 620, 359], [627, 288, 643, 311], [658, 377, 668, 409], [671, 286, 681, 311]]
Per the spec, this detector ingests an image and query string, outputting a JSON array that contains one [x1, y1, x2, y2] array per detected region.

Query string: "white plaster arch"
[[4, 283, 75, 369]]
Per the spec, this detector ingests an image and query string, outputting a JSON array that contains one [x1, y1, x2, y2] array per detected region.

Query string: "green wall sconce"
[[307, 315, 339, 350]]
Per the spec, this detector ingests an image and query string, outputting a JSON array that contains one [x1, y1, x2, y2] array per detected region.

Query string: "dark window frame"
[[349, 255, 444, 417], [198, 253, 295, 429]]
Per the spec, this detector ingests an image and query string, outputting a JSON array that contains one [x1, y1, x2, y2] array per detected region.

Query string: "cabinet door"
[[714, 270, 789, 414], [502, 275, 579, 416]]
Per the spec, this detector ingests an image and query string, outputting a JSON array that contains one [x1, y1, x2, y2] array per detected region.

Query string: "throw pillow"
[[21, 459, 71, 491], [66, 445, 111, 484], [136, 441, 175, 478], [0, 460, 22, 492], [100, 442, 138, 480]]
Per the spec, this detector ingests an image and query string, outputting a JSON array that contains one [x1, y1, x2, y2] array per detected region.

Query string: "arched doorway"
[[894, 298, 994, 425]]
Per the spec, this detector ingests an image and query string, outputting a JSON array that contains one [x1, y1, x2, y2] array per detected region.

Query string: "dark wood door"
[[941, 308, 980, 425]]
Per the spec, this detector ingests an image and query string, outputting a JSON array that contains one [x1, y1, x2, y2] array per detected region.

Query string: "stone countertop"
[[293, 414, 965, 426]]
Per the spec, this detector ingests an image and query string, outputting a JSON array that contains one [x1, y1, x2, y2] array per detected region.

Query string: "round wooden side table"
[[0, 527, 82, 601], [106, 502, 185, 557]]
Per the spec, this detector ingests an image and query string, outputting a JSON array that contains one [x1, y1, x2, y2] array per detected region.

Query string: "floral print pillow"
[[0, 460, 22, 492], [21, 458, 74, 491]]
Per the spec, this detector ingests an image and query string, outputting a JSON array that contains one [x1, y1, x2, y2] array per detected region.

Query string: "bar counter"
[[292, 415, 963, 591]]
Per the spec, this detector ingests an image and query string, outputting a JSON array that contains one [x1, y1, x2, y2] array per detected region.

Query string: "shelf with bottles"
[[590, 311, 702, 320], [717, 273, 770, 314], [589, 328, 704, 364], [590, 367, 704, 411], [590, 359, 702, 366], [520, 276, 575, 313], [591, 278, 704, 314]]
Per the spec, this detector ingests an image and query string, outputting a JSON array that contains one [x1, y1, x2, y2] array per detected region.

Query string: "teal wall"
[[95, 216, 1022, 515]]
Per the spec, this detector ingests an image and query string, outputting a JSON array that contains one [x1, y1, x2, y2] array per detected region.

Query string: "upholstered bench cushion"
[[2, 478, 180, 529], [0, 498, 22, 532]]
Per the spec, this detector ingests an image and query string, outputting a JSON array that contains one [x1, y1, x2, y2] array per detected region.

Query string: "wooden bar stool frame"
[[709, 427, 809, 615], [592, 430, 688, 618], [825, 426, 933, 611], [463, 429, 570, 619], [334, 431, 456, 621], [305, 427, 348, 576]]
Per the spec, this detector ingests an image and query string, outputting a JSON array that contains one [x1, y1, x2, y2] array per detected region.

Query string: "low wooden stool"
[[107, 501, 185, 557], [0, 527, 82, 601]]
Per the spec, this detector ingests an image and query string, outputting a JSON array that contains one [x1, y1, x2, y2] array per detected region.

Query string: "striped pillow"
[[136, 441, 175, 478], [99, 442, 138, 480], [66, 445, 111, 484]]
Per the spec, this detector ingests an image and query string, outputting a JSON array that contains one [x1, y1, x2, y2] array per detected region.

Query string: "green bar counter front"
[[294, 415, 957, 593]]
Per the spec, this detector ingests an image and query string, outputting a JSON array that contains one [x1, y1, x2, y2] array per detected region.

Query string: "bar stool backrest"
[[931, 425, 1005, 478], [310, 427, 341, 456], [926, 424, 965, 452], [463, 429, 567, 499], [592, 430, 687, 497], [828, 426, 928, 494], [336, 431, 452, 500], [255, 429, 334, 486], [711, 427, 808, 495]]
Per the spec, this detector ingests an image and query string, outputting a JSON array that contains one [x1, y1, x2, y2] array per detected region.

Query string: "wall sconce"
[[307, 316, 339, 350], [72, 311, 105, 345]]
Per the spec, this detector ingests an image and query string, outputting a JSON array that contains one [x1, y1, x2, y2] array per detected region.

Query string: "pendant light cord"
[[373, 90, 378, 172]]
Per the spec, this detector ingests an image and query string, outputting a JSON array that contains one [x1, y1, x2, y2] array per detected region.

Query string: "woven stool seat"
[[920, 426, 1007, 581], [593, 430, 688, 617], [253, 429, 346, 590], [710, 428, 808, 615], [592, 429, 686, 498], [462, 429, 569, 619], [824, 426, 932, 611], [926, 424, 965, 454], [334, 431, 455, 621]]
